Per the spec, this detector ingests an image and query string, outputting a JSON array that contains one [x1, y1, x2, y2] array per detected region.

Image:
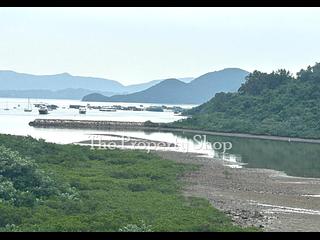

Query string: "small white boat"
[[79, 107, 87, 114], [38, 105, 48, 115]]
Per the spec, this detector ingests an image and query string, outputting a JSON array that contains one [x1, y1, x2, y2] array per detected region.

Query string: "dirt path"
[[153, 151, 320, 232]]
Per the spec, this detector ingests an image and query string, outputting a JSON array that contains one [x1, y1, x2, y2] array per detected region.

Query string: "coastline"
[[153, 150, 320, 232], [3, 130, 320, 231], [26, 119, 320, 231], [73, 134, 320, 232], [29, 118, 320, 144]]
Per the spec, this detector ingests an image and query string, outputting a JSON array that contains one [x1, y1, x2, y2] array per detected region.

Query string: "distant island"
[[82, 68, 249, 104], [172, 63, 320, 139], [0, 88, 117, 100], [0, 70, 193, 100]]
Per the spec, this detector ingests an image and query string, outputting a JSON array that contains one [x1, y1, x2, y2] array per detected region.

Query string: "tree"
[[238, 70, 292, 95], [297, 62, 320, 82]]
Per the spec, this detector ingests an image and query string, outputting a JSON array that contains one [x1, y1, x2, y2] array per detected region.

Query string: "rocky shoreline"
[[153, 151, 320, 232]]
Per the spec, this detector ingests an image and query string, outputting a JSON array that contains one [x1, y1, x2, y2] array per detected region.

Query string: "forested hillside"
[[173, 63, 320, 139]]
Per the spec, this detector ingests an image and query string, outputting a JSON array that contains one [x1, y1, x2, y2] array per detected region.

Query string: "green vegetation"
[[172, 63, 320, 139], [144, 120, 160, 127], [0, 145, 77, 208], [0, 134, 254, 232]]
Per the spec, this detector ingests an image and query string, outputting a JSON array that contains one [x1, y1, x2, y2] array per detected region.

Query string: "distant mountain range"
[[0, 70, 194, 100], [0, 89, 116, 100], [0, 68, 249, 104], [82, 68, 249, 104], [120, 77, 194, 93], [0, 71, 124, 92]]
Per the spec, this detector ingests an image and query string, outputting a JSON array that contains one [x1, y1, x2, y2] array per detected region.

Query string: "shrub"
[[119, 220, 153, 232], [0, 145, 78, 206]]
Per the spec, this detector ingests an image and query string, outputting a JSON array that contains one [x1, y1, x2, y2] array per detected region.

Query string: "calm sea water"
[[1, 97, 320, 178], [176, 132, 320, 178], [0, 97, 192, 139]]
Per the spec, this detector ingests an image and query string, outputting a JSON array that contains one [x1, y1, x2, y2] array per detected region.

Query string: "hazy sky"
[[1, 7, 320, 85]]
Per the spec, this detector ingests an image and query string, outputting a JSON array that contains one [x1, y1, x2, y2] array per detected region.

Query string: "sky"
[[1, 7, 320, 85]]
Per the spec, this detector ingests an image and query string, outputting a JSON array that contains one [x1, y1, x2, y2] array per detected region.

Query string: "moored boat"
[[99, 106, 116, 112], [24, 98, 32, 112], [4, 101, 9, 111], [79, 106, 87, 114], [38, 105, 49, 114]]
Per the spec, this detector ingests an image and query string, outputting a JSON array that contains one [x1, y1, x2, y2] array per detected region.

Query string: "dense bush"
[[0, 145, 77, 207]]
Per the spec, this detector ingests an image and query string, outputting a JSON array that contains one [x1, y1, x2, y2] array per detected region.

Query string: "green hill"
[[83, 78, 190, 104], [172, 63, 320, 139]]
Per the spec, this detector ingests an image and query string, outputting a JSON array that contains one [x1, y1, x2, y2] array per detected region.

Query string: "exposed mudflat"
[[75, 134, 320, 232], [153, 151, 320, 232]]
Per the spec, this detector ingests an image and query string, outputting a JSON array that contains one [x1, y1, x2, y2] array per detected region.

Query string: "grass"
[[0, 134, 257, 232]]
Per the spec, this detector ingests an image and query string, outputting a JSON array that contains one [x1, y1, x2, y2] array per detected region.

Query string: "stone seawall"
[[29, 119, 162, 131]]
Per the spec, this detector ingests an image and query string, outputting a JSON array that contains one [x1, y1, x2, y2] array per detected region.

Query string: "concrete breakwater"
[[29, 119, 162, 131]]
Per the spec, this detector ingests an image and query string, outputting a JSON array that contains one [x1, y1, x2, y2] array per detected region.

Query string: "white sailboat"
[[4, 101, 9, 111], [24, 98, 32, 112]]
